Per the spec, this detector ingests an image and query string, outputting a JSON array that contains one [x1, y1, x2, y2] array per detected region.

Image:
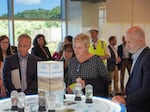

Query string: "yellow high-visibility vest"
[[89, 39, 107, 64]]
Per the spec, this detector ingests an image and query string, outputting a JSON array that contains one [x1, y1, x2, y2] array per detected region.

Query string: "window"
[[14, 20, 61, 53], [0, 0, 63, 54], [0, 0, 8, 17], [0, 20, 8, 36], [99, 5, 106, 26], [14, 0, 61, 19], [0, 0, 8, 36]]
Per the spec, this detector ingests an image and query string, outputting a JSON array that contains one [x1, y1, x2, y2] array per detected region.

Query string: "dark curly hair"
[[64, 35, 73, 43], [33, 34, 47, 47]]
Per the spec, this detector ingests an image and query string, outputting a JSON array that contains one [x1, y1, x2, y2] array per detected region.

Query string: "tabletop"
[[0, 94, 126, 112]]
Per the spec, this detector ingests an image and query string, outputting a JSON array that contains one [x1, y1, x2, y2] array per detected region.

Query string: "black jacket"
[[31, 46, 52, 61], [126, 47, 150, 112], [3, 53, 40, 96], [107, 45, 116, 72]]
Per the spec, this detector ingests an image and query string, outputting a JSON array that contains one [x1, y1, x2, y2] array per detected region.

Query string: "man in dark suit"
[[118, 36, 132, 95], [112, 26, 150, 112], [3, 34, 40, 96], [107, 36, 121, 96]]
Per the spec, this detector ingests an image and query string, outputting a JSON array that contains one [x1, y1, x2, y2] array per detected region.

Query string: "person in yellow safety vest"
[[88, 26, 111, 65]]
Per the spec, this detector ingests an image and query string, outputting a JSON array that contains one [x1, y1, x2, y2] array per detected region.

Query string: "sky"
[[0, 0, 60, 15]]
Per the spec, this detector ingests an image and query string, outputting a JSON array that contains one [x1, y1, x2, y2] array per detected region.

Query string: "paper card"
[[37, 61, 64, 108], [11, 69, 21, 89]]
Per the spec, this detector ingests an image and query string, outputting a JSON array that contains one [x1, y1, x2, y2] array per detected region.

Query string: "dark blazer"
[[3, 53, 40, 96], [107, 45, 116, 72], [126, 47, 150, 112], [117, 44, 132, 70], [31, 46, 52, 61]]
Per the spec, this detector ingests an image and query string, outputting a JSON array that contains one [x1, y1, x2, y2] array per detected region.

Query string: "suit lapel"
[[15, 54, 22, 81], [26, 55, 31, 83], [109, 45, 116, 58], [120, 45, 123, 58], [129, 47, 149, 79]]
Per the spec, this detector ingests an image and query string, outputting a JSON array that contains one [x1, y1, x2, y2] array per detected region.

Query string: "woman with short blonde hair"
[[67, 33, 110, 97], [73, 33, 90, 48]]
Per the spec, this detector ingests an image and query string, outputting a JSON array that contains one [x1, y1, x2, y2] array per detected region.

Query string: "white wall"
[[106, 0, 150, 23], [66, 0, 150, 46], [104, 0, 150, 45]]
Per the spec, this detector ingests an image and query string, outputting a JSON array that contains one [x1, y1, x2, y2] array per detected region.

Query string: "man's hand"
[[112, 95, 126, 105]]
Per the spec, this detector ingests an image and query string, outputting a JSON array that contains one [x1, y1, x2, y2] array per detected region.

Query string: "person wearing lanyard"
[[88, 26, 111, 65]]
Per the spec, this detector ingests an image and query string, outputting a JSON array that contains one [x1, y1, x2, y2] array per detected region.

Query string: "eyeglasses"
[[76, 63, 81, 73], [92, 44, 96, 49]]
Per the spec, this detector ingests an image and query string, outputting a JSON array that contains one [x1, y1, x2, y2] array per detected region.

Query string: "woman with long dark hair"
[[31, 34, 52, 61], [0, 35, 13, 98]]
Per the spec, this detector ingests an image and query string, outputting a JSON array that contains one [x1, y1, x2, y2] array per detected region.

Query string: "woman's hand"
[[66, 86, 73, 94], [76, 78, 85, 89]]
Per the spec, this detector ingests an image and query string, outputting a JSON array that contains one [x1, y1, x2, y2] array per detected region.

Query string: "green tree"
[[14, 6, 61, 20]]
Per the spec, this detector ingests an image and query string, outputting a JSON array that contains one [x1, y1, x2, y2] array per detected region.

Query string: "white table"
[[0, 94, 126, 112]]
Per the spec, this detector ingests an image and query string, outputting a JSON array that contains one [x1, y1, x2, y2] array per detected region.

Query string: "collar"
[[132, 46, 147, 61], [109, 44, 115, 48], [91, 38, 98, 44], [18, 53, 29, 60]]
